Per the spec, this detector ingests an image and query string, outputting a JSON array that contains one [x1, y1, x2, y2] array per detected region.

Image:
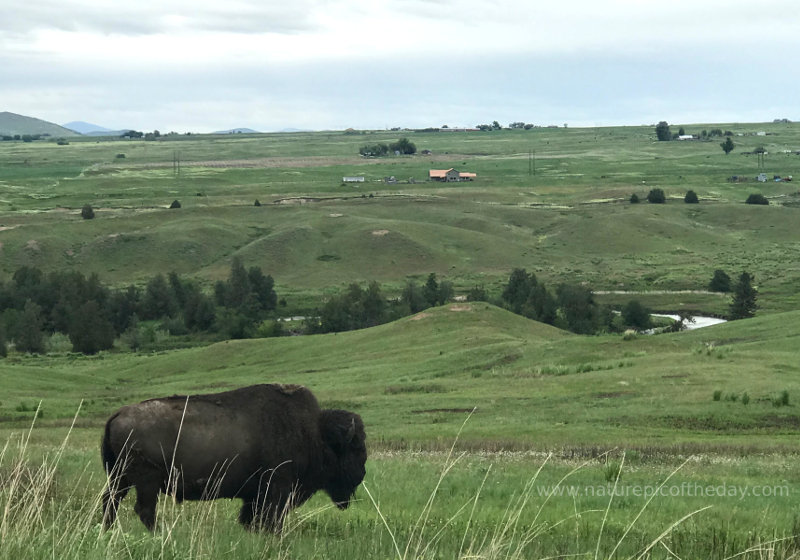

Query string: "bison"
[[101, 383, 366, 532]]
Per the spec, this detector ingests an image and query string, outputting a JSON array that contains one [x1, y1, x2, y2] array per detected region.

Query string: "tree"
[[729, 272, 757, 320], [622, 300, 652, 330], [678, 127, 686, 136], [15, 300, 45, 354], [169, 200, 181, 209], [630, 193, 640, 204], [745, 193, 769, 205], [0, 321, 6, 357], [647, 188, 666, 203], [359, 143, 389, 157], [140, 274, 178, 320], [423, 273, 440, 307], [556, 284, 601, 334], [655, 121, 671, 141], [708, 269, 732, 293], [502, 269, 534, 314], [389, 138, 416, 155], [720, 137, 735, 155], [684, 190, 699, 204], [401, 282, 426, 313], [81, 204, 95, 219], [69, 300, 115, 354]]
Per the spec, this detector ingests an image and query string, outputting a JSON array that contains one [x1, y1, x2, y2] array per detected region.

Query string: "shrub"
[[745, 193, 769, 205], [254, 199, 261, 207], [115, 153, 126, 159], [684, 190, 699, 203], [646, 188, 666, 203], [713, 389, 722, 401], [630, 193, 640, 203], [169, 199, 181, 209], [81, 204, 95, 219], [741, 392, 750, 405]]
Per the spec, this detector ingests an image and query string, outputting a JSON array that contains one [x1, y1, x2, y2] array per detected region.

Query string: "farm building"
[[429, 168, 477, 182], [343, 176, 365, 183]]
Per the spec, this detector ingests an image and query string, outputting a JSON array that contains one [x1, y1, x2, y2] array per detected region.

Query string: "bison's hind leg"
[[101, 483, 130, 529], [133, 481, 161, 531]]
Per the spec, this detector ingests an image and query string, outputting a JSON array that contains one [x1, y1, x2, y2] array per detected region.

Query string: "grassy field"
[[2, 124, 800, 558]]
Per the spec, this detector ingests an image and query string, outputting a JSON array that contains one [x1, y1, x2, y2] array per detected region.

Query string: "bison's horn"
[[345, 418, 356, 444]]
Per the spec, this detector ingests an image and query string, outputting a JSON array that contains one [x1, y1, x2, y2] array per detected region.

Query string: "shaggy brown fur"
[[101, 384, 366, 532]]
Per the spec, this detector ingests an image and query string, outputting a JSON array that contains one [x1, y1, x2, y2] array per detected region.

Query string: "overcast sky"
[[2, 0, 798, 132]]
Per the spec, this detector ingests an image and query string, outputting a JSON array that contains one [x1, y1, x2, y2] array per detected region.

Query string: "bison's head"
[[319, 410, 367, 509]]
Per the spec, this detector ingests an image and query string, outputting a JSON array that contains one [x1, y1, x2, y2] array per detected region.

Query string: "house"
[[429, 168, 477, 182]]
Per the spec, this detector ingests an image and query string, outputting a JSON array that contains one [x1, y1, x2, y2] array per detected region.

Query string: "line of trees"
[[306, 273, 452, 334], [500, 269, 615, 334], [358, 138, 416, 157], [0, 258, 277, 355]]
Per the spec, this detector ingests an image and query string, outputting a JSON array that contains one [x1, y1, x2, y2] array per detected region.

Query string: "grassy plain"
[[2, 124, 800, 557]]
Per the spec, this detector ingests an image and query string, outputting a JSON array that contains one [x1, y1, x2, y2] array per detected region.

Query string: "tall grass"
[[2, 410, 798, 559]]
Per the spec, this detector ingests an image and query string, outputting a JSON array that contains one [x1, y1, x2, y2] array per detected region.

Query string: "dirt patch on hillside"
[[0, 226, 18, 232], [25, 240, 40, 252], [594, 391, 634, 399], [372, 229, 389, 236], [449, 304, 471, 312], [410, 312, 431, 321]]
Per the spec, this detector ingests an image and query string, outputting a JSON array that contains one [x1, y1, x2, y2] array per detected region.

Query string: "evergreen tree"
[[401, 282, 426, 313], [708, 269, 731, 293], [69, 300, 115, 354], [720, 137, 735, 155], [502, 268, 535, 314], [556, 284, 600, 334], [0, 321, 6, 357], [15, 300, 46, 354], [729, 272, 758, 319], [140, 274, 178, 319], [247, 266, 277, 314], [423, 273, 440, 307], [647, 188, 666, 203]]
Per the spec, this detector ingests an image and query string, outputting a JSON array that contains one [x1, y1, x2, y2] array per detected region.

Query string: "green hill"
[[0, 111, 81, 137], [4, 304, 799, 453]]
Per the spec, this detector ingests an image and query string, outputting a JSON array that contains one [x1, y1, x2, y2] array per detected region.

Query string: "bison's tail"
[[101, 413, 119, 475]]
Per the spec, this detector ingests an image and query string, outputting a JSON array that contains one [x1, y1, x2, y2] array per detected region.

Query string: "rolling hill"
[[0, 111, 81, 137]]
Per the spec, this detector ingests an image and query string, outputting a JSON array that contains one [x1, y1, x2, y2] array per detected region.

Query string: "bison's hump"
[[273, 383, 305, 395]]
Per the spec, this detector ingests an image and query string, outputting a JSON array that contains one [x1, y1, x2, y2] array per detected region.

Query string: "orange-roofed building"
[[429, 168, 476, 182]]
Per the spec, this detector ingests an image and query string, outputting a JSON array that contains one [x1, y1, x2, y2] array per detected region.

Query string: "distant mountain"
[[63, 121, 112, 134], [0, 112, 81, 137], [83, 129, 130, 137], [212, 128, 260, 134]]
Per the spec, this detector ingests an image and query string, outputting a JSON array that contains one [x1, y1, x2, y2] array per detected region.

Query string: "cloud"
[[1, 0, 798, 131], [0, 0, 323, 36]]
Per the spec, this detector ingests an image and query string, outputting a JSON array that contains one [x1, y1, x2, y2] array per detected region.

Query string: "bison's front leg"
[[238, 499, 285, 533]]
